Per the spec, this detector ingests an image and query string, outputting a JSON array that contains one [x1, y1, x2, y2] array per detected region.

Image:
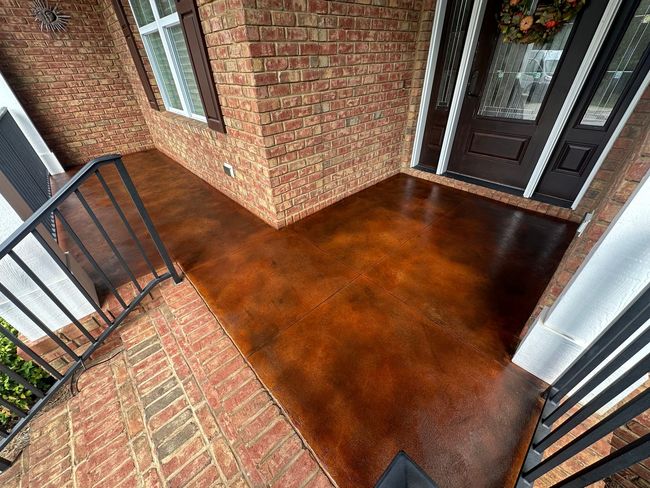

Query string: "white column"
[[514, 174, 650, 401]]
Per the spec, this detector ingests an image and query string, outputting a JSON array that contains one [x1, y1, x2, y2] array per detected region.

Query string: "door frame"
[[410, 0, 643, 210]]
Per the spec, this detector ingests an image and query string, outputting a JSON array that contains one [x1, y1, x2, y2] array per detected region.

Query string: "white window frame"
[[129, 0, 207, 123]]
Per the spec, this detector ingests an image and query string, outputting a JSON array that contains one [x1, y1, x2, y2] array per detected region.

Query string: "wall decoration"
[[31, 0, 70, 32], [498, 0, 587, 44]]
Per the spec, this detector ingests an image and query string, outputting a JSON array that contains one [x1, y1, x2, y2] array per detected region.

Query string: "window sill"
[[156, 109, 210, 132]]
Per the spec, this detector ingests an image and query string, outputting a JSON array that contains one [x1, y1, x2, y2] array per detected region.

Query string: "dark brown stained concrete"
[[52, 149, 577, 488]]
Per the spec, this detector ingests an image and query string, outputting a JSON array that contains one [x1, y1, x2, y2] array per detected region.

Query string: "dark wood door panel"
[[467, 131, 529, 163], [552, 143, 597, 175], [447, 0, 608, 191]]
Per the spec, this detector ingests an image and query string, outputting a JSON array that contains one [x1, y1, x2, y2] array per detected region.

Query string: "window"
[[129, 0, 206, 121], [580, 0, 650, 126]]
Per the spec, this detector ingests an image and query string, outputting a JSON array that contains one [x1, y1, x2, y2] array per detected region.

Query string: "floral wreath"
[[498, 0, 586, 44]]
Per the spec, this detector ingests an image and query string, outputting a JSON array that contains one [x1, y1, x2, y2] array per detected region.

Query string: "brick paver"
[[0, 276, 333, 488]]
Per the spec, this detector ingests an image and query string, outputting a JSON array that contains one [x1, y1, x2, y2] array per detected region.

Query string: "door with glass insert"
[[534, 0, 650, 206], [446, 0, 607, 192], [418, 0, 474, 170]]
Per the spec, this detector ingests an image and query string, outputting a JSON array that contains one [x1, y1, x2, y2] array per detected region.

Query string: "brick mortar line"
[[120, 313, 171, 487], [151, 300, 248, 486], [111, 352, 154, 486], [68, 400, 79, 488], [167, 271, 339, 488]]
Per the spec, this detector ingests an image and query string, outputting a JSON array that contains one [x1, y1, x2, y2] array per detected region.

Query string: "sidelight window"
[[581, 0, 650, 126]]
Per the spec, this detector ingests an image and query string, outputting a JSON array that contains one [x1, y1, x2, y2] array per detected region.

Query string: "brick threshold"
[[402, 167, 582, 223]]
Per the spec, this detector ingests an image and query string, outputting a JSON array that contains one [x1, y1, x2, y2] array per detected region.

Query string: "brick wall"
[[0, 0, 153, 168], [251, 0, 425, 226], [100, 0, 280, 226], [102, 0, 428, 227]]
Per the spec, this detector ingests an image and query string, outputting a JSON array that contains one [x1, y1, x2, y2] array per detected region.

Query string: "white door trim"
[[436, 0, 488, 175], [523, 0, 624, 198], [409, 0, 448, 168], [409, 0, 490, 173]]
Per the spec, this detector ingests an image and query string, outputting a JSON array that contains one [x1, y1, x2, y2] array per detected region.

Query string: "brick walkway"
[[0, 277, 333, 488]]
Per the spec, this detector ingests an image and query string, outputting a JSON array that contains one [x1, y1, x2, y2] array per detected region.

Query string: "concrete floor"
[[53, 149, 577, 487]]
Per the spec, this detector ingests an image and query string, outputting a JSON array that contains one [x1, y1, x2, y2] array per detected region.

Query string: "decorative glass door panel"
[[446, 0, 607, 191], [580, 0, 650, 126], [478, 22, 574, 121]]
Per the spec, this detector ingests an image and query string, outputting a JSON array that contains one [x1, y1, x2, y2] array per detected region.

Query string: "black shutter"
[[175, 0, 226, 133], [0, 109, 56, 237], [111, 0, 160, 111]]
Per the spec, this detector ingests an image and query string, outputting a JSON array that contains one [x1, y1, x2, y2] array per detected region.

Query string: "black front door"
[[446, 0, 608, 193]]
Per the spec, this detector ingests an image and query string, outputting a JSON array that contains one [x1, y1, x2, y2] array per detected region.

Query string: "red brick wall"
[[0, 0, 153, 168], [102, 0, 428, 227], [101, 0, 279, 226], [251, 0, 426, 226]]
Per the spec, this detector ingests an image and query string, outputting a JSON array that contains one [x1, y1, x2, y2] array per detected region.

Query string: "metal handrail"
[[0, 154, 181, 470], [515, 285, 650, 487]]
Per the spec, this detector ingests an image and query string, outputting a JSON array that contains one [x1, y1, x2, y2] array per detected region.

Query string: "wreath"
[[498, 0, 586, 44]]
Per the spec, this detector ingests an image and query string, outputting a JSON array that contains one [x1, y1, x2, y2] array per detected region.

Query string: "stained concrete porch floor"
[[51, 149, 577, 487]]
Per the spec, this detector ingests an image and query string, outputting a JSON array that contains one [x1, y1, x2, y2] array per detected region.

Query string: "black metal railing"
[[0, 154, 181, 470], [516, 286, 650, 487]]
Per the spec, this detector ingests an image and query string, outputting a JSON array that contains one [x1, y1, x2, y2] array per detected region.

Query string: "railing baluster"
[[0, 364, 44, 398], [53, 209, 128, 309], [0, 325, 61, 380], [95, 170, 159, 278], [553, 433, 650, 488], [0, 398, 26, 419], [516, 286, 650, 488], [0, 282, 80, 361], [524, 389, 650, 481], [31, 230, 112, 327], [113, 158, 181, 283], [544, 327, 650, 426], [535, 355, 649, 452], [0, 153, 181, 471], [549, 289, 650, 404], [74, 188, 143, 293], [8, 251, 96, 342]]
